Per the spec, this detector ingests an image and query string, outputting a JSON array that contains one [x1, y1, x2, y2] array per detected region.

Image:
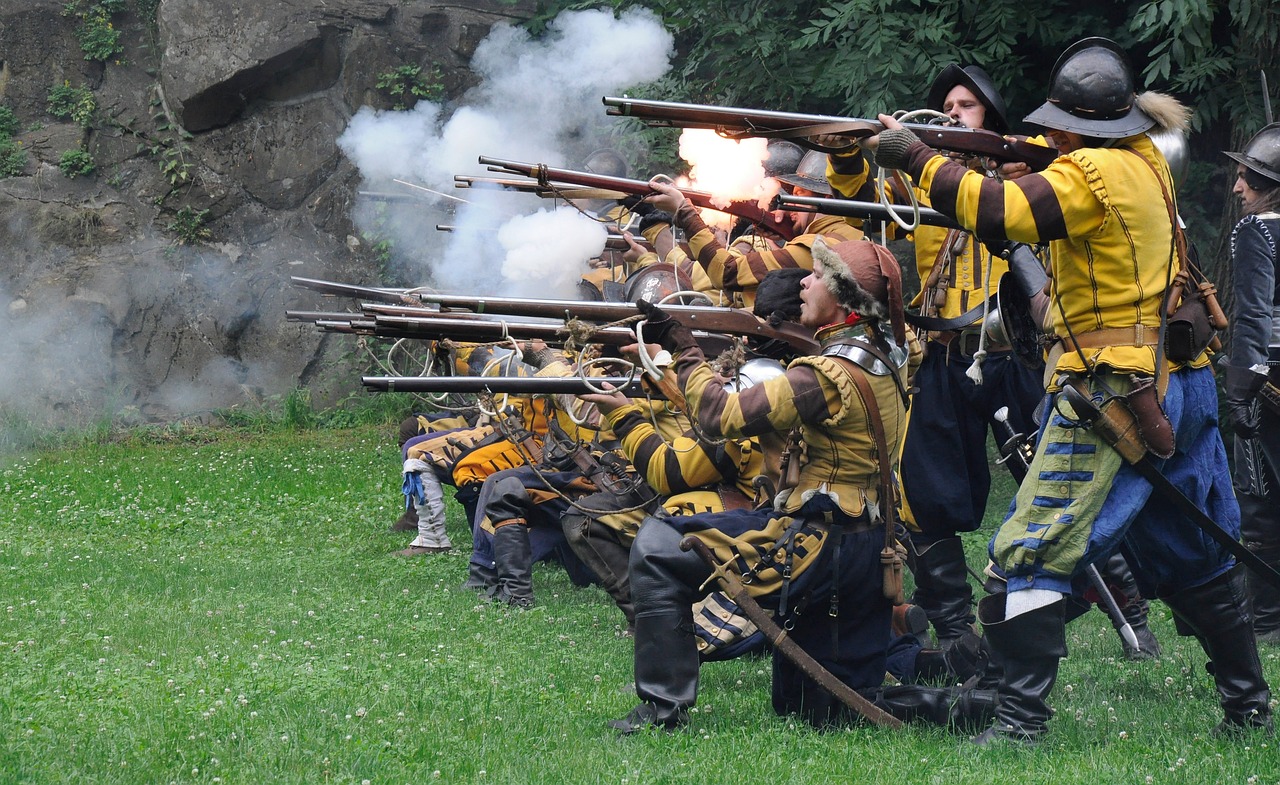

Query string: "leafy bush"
[[167, 206, 212, 245], [0, 106, 19, 138], [0, 137, 26, 178], [376, 64, 444, 110], [47, 82, 97, 128], [58, 149, 96, 178]]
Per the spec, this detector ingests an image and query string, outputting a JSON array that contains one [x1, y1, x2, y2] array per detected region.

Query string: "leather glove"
[[637, 210, 674, 235], [618, 194, 656, 217], [1223, 364, 1267, 438], [636, 299, 697, 353], [873, 128, 919, 171]]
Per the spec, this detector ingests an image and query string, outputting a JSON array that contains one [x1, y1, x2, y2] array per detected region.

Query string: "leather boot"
[[892, 603, 929, 642], [913, 628, 985, 684], [1162, 568, 1274, 735], [462, 560, 498, 593], [609, 611, 699, 734], [1243, 535, 1280, 644], [563, 514, 635, 627], [1241, 489, 1280, 644], [868, 684, 999, 732], [910, 537, 976, 647], [1097, 552, 1161, 659], [390, 504, 418, 533], [971, 594, 1067, 745], [492, 522, 535, 608]]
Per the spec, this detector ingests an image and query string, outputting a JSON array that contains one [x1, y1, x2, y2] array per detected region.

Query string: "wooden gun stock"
[[478, 156, 798, 240]]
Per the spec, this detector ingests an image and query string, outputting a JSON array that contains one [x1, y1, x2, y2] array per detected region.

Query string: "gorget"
[[815, 322, 908, 376]]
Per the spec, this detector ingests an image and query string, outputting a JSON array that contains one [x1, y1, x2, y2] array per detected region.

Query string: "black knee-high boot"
[[971, 594, 1067, 745], [866, 684, 1000, 732], [910, 537, 976, 646], [492, 522, 534, 608], [1241, 492, 1280, 644], [610, 521, 706, 734], [1162, 568, 1274, 734]]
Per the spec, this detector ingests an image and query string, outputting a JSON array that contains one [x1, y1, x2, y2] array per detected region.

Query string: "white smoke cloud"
[[337, 7, 674, 294], [498, 208, 608, 298]]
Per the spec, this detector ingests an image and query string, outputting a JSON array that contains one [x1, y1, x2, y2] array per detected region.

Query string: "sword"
[[679, 535, 904, 728], [1083, 562, 1141, 652]]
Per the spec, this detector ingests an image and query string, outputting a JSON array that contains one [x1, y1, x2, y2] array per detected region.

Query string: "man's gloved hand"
[[618, 194, 656, 217], [873, 128, 919, 171], [636, 299, 697, 353], [637, 210, 674, 235], [1223, 364, 1267, 438]]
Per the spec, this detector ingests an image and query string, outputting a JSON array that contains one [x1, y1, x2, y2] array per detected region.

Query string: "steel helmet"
[[1024, 37, 1154, 138], [722, 358, 786, 392], [582, 148, 628, 179], [775, 150, 832, 195], [927, 64, 1010, 134], [1224, 123, 1280, 189], [763, 139, 804, 178]]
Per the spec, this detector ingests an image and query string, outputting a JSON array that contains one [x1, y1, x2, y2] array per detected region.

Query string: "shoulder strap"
[[834, 359, 897, 551]]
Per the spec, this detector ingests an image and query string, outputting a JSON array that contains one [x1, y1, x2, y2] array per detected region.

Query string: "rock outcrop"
[[0, 0, 533, 429]]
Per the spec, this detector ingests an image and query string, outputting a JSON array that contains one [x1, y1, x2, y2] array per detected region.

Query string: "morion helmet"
[[1224, 123, 1280, 190], [1024, 37, 1154, 138], [775, 150, 832, 196], [926, 64, 1010, 134]]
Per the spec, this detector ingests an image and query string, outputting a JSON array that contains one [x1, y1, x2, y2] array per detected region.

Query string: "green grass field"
[[1, 425, 1277, 784]]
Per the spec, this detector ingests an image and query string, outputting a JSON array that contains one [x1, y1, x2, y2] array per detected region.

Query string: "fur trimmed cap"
[[811, 238, 905, 344]]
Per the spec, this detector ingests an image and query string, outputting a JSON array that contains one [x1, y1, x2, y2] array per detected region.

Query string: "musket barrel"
[[774, 194, 962, 229], [363, 375, 648, 396]]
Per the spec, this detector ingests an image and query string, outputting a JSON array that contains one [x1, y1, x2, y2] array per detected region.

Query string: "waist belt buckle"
[[957, 329, 982, 359]]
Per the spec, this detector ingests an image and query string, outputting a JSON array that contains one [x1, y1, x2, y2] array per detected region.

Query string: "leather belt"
[[1059, 325, 1159, 352]]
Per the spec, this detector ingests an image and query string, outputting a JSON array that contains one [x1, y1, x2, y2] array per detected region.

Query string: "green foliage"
[[63, 0, 126, 61], [136, 89, 196, 186], [0, 136, 27, 178], [47, 82, 97, 128], [166, 206, 211, 245], [376, 64, 444, 110], [0, 106, 19, 138], [58, 148, 96, 178]]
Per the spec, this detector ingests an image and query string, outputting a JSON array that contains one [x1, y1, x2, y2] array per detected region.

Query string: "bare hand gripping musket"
[[478, 156, 800, 240], [603, 96, 1059, 170]]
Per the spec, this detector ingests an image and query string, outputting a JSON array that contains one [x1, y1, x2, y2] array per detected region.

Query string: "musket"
[[363, 297, 818, 355], [286, 309, 373, 323], [773, 193, 962, 229], [436, 224, 633, 251], [453, 175, 626, 201], [478, 156, 800, 240], [291, 276, 431, 306], [603, 96, 1059, 170], [363, 375, 648, 396], [680, 535, 903, 728]]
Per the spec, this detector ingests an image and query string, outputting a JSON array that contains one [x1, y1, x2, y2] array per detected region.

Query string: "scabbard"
[[679, 536, 903, 728]]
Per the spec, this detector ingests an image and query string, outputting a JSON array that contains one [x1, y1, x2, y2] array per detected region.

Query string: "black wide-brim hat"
[[1023, 37, 1154, 139], [926, 64, 1010, 135]]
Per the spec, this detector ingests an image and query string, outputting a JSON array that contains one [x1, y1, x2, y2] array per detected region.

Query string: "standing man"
[[871, 37, 1271, 742], [1223, 123, 1280, 643], [832, 64, 1158, 658]]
